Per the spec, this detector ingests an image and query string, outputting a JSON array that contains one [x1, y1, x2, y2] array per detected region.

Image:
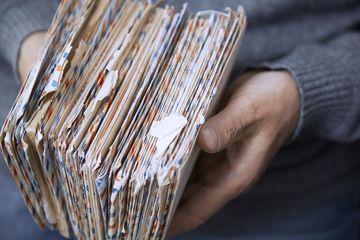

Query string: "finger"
[[168, 156, 233, 237], [182, 152, 225, 200], [225, 133, 273, 191], [198, 98, 255, 153], [18, 32, 46, 83], [190, 152, 223, 182], [169, 134, 273, 237]]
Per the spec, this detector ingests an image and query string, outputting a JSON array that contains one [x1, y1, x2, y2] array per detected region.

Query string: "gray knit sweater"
[[1, 0, 360, 237]]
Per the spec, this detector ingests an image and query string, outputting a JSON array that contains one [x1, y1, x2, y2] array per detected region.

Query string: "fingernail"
[[202, 126, 219, 151]]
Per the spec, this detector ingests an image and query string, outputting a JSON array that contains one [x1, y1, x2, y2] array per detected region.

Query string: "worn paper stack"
[[0, 0, 246, 239]]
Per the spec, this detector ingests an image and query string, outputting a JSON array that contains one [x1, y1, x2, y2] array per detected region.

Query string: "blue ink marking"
[[51, 80, 58, 87]]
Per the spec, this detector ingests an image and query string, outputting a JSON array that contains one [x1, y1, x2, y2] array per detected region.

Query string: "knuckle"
[[230, 174, 256, 195], [219, 113, 245, 145], [226, 161, 258, 194], [225, 124, 241, 143], [242, 97, 260, 121], [188, 215, 206, 230]]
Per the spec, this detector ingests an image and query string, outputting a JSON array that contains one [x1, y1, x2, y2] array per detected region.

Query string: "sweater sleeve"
[[257, 31, 360, 142], [0, 0, 58, 77]]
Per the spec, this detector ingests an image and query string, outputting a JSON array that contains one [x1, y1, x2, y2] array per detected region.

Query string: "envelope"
[[0, 1, 246, 239]]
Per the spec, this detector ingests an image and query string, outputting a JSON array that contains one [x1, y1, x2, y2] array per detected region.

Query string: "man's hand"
[[169, 71, 300, 236], [18, 31, 46, 83]]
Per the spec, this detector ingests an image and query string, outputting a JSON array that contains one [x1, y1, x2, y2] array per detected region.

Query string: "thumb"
[[198, 100, 249, 153]]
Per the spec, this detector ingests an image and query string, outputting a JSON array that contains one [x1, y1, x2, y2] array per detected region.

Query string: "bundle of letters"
[[0, 0, 246, 239]]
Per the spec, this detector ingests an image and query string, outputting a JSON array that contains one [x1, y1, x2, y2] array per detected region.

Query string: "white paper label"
[[149, 114, 188, 158]]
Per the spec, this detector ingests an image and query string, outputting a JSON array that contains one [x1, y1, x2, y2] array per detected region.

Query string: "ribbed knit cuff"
[[251, 44, 354, 140], [0, 0, 58, 83]]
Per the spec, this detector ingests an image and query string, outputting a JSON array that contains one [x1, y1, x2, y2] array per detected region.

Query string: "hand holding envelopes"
[[0, 0, 246, 239]]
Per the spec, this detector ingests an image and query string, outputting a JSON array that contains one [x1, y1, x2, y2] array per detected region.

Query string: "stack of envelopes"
[[0, 0, 246, 239]]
